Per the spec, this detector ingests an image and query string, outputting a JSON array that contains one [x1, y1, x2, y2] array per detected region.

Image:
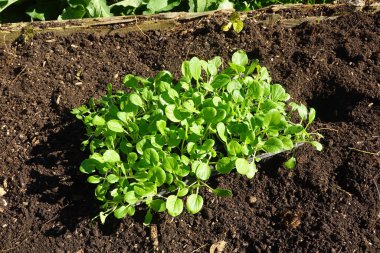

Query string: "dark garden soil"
[[0, 6, 380, 253]]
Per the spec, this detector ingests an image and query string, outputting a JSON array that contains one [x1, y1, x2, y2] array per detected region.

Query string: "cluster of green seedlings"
[[72, 50, 322, 224]]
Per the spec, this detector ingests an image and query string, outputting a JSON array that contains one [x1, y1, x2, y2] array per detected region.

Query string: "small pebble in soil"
[[248, 196, 257, 205]]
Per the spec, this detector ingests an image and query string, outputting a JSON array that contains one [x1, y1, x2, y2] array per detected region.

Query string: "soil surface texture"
[[0, 7, 380, 253]]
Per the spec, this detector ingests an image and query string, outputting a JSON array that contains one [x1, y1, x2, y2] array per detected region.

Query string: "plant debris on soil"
[[0, 6, 379, 253]]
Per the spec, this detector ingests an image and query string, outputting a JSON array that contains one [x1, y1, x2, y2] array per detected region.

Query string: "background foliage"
[[0, 0, 332, 23]]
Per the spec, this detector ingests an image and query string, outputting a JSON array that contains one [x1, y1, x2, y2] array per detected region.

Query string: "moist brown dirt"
[[0, 9, 380, 253]]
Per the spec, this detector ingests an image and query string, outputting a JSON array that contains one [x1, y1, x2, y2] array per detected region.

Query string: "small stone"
[[248, 196, 257, 205], [0, 187, 6, 197]]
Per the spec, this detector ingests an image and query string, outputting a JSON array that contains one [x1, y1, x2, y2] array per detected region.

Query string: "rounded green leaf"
[[107, 119, 124, 133], [177, 187, 189, 197], [310, 141, 323, 151], [280, 137, 294, 150], [106, 174, 119, 184], [262, 138, 284, 153], [232, 50, 248, 67], [211, 74, 230, 89], [165, 104, 181, 123], [227, 140, 242, 156], [200, 107, 217, 123], [150, 199, 167, 212], [186, 194, 203, 214], [80, 159, 99, 174], [213, 188, 233, 197], [166, 195, 183, 217], [246, 162, 257, 179], [87, 175, 102, 184], [151, 167, 166, 186], [284, 124, 304, 135], [114, 205, 135, 219], [92, 115, 105, 126], [103, 150, 120, 163], [143, 148, 160, 166], [216, 157, 234, 174], [162, 156, 178, 173], [156, 120, 166, 135], [308, 108, 316, 124], [235, 158, 250, 175], [124, 191, 138, 205], [195, 163, 211, 180], [216, 122, 227, 143], [284, 157, 296, 169], [189, 57, 201, 81], [129, 93, 144, 108], [117, 111, 129, 123]]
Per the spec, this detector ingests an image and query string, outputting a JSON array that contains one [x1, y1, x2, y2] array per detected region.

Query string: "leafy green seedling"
[[222, 12, 244, 33], [72, 50, 322, 224]]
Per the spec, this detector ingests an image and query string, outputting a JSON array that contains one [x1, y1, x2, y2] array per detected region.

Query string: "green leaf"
[[129, 93, 144, 108], [162, 156, 178, 173], [59, 5, 86, 20], [166, 195, 183, 217], [186, 194, 203, 214], [270, 84, 290, 101], [87, 0, 112, 17], [110, 0, 142, 8], [297, 104, 308, 120], [195, 162, 211, 180], [235, 158, 250, 175], [156, 120, 166, 135], [106, 174, 119, 184], [213, 188, 233, 197], [177, 188, 189, 197], [211, 74, 230, 89], [80, 159, 99, 174], [124, 191, 138, 205], [262, 138, 284, 153], [150, 167, 166, 186], [279, 136, 294, 150], [87, 175, 102, 184], [150, 199, 166, 212], [221, 22, 232, 32], [284, 124, 304, 135], [99, 211, 108, 224], [308, 108, 316, 124], [246, 162, 257, 179], [232, 50, 248, 67], [0, 0, 18, 12], [216, 157, 234, 174], [226, 80, 242, 93], [26, 9, 45, 21], [216, 122, 228, 143], [143, 148, 160, 166], [117, 112, 129, 124], [310, 141, 323, 151], [92, 115, 105, 126], [200, 107, 217, 123], [200, 139, 215, 153], [232, 20, 244, 33], [227, 140, 242, 156], [107, 119, 124, 133], [189, 57, 201, 81], [165, 104, 181, 123], [284, 157, 296, 169], [103, 150, 120, 163], [123, 74, 139, 89], [114, 205, 134, 219], [144, 209, 153, 226]]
